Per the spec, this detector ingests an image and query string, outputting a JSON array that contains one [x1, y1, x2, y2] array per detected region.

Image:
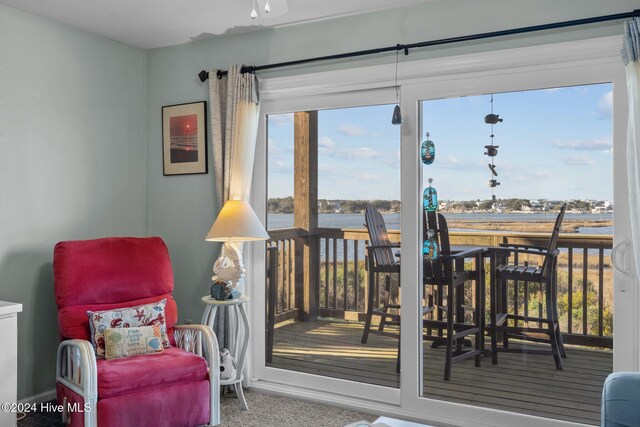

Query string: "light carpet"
[[220, 389, 377, 426], [17, 389, 377, 427]]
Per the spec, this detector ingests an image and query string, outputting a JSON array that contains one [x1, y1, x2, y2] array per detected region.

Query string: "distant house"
[[529, 199, 545, 211]]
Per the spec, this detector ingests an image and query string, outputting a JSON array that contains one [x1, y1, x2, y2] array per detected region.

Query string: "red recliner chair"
[[53, 237, 220, 427]]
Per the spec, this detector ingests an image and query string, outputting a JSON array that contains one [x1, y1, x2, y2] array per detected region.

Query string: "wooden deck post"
[[294, 111, 319, 322]]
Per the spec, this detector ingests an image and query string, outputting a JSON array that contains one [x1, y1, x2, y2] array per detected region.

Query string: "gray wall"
[[0, 6, 148, 399], [146, 0, 639, 329]]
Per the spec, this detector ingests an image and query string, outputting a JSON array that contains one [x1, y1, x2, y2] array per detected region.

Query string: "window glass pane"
[[420, 83, 613, 425], [266, 104, 401, 388]]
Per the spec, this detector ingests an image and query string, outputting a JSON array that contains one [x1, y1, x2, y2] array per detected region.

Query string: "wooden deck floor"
[[269, 320, 612, 425]]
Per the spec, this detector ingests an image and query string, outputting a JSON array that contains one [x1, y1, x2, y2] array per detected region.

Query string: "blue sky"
[[267, 82, 612, 201]]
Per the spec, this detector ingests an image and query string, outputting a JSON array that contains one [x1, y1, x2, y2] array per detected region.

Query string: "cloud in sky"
[[336, 122, 379, 138], [267, 138, 292, 155], [337, 123, 366, 137], [550, 137, 612, 151], [318, 138, 400, 169], [269, 159, 293, 173], [434, 156, 487, 170], [559, 154, 595, 166], [318, 136, 335, 148], [268, 113, 293, 126], [336, 147, 399, 167], [596, 90, 613, 119]]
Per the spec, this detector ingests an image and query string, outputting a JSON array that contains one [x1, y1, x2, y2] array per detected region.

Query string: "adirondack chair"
[[361, 205, 401, 345], [489, 204, 567, 369], [423, 210, 485, 381]]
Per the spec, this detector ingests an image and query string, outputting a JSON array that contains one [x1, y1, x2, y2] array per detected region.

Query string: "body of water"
[[268, 212, 613, 235]]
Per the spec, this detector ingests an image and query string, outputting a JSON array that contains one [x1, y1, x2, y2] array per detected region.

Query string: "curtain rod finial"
[[198, 70, 209, 82]]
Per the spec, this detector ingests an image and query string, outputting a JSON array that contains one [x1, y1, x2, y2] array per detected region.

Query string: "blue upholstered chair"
[[602, 372, 640, 427]]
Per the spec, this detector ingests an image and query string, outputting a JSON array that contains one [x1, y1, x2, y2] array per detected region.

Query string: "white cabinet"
[[0, 301, 22, 427]]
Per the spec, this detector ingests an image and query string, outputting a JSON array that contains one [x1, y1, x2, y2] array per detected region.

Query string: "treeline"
[[267, 197, 401, 214], [268, 197, 597, 214], [447, 199, 590, 211], [448, 198, 534, 211]]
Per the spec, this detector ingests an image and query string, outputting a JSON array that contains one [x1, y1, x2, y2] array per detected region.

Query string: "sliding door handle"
[[611, 239, 631, 275]]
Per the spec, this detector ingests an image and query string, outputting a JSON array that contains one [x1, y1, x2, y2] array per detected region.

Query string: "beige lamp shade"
[[206, 199, 269, 242]]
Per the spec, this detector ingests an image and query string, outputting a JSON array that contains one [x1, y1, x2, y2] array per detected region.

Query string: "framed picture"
[[162, 101, 207, 175]]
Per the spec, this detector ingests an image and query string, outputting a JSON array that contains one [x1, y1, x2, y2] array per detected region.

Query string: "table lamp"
[[205, 199, 269, 291]]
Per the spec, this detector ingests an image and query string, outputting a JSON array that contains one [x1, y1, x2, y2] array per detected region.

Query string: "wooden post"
[[266, 246, 278, 364], [294, 111, 319, 321]]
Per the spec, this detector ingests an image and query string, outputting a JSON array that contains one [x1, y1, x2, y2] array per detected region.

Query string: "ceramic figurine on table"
[[210, 279, 232, 300]]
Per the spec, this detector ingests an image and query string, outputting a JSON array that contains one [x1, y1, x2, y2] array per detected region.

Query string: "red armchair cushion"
[[54, 237, 174, 308], [97, 347, 208, 399]]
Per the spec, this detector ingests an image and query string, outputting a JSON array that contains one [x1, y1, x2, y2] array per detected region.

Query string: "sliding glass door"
[[250, 37, 637, 427]]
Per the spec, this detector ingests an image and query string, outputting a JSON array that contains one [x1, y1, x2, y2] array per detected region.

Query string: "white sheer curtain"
[[209, 64, 260, 346], [623, 18, 640, 282]]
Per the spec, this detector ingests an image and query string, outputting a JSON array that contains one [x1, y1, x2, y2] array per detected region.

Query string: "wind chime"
[[484, 94, 503, 202], [422, 133, 439, 259]]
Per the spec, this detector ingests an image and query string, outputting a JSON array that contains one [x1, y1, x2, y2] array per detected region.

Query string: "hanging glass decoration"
[[423, 178, 438, 212], [423, 229, 440, 260], [421, 132, 435, 165]]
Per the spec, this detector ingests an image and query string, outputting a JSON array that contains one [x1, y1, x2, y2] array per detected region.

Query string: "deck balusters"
[[268, 227, 612, 348]]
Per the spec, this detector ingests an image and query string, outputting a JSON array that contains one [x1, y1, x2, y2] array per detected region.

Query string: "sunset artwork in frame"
[[162, 101, 207, 175]]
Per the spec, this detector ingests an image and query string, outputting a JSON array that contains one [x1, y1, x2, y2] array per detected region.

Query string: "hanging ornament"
[[423, 229, 440, 260], [484, 94, 502, 202], [421, 132, 435, 165], [484, 145, 498, 157], [484, 113, 503, 124], [391, 50, 402, 125], [423, 178, 438, 212]]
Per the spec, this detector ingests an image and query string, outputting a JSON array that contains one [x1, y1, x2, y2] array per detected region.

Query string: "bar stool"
[[489, 204, 567, 369]]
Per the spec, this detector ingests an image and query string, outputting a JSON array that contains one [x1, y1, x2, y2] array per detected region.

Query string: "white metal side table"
[[201, 295, 250, 411]]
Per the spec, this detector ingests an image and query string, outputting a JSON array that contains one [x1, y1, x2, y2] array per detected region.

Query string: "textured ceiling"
[[0, 0, 434, 49]]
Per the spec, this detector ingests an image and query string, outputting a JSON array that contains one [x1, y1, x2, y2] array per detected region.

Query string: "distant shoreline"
[[267, 212, 613, 234]]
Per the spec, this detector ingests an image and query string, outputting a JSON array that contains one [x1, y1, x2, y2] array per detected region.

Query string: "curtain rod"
[[197, 9, 640, 82]]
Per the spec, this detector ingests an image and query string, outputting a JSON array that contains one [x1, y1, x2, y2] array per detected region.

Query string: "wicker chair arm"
[[174, 324, 221, 426], [56, 339, 98, 426]]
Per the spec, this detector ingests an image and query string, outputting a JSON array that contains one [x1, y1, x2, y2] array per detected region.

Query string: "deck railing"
[[267, 227, 613, 348]]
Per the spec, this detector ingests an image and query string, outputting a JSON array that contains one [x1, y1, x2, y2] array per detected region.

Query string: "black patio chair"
[[489, 203, 568, 369], [361, 205, 401, 344], [423, 210, 485, 381]]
